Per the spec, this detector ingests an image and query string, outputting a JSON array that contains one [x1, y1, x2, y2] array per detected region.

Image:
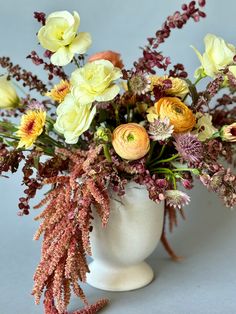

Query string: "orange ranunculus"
[[112, 123, 150, 160], [88, 50, 124, 69], [147, 97, 196, 133]]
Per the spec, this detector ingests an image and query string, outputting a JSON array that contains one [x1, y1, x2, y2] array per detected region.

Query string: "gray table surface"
[[1, 0, 236, 313]]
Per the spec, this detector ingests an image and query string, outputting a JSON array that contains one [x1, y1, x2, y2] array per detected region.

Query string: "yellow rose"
[[112, 123, 150, 160], [38, 11, 92, 66], [54, 93, 96, 144], [194, 112, 218, 141], [150, 75, 189, 99], [147, 97, 196, 133], [0, 76, 20, 109], [192, 34, 236, 78], [71, 60, 122, 105], [221, 123, 236, 142]]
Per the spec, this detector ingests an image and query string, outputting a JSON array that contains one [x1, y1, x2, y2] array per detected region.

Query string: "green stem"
[[151, 167, 174, 175], [172, 168, 197, 173], [172, 176, 177, 190], [127, 105, 132, 122], [73, 57, 80, 68], [148, 144, 166, 166], [113, 104, 120, 125], [146, 141, 156, 164], [103, 144, 112, 162], [0, 132, 19, 140], [193, 76, 204, 86], [151, 153, 179, 166]]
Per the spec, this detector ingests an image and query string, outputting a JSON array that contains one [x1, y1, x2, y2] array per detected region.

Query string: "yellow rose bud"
[[0, 76, 20, 109], [112, 123, 150, 160], [192, 34, 236, 78], [221, 123, 236, 142], [147, 97, 196, 133]]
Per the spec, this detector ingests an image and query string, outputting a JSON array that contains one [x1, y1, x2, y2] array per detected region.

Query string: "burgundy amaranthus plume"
[[32, 146, 111, 314]]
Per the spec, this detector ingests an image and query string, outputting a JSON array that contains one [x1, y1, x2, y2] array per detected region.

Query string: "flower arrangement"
[[1, 1, 236, 313]]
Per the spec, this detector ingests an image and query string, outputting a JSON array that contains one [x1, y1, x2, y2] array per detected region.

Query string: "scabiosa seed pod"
[[128, 74, 151, 95]]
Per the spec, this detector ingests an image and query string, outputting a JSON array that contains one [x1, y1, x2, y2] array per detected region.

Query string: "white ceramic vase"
[[87, 182, 164, 292]]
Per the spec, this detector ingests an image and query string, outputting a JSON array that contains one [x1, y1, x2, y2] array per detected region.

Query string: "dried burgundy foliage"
[[0, 56, 47, 94], [27, 51, 68, 81], [134, 0, 207, 74]]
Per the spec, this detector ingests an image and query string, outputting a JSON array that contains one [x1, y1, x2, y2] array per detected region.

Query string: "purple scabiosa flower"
[[149, 117, 174, 141], [165, 190, 190, 208], [174, 133, 203, 163], [27, 100, 46, 111]]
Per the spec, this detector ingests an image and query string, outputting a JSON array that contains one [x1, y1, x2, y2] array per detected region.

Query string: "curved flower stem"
[[103, 144, 112, 162], [172, 168, 199, 174], [73, 57, 80, 68], [151, 153, 179, 166], [151, 167, 174, 175], [0, 132, 18, 140], [146, 141, 156, 164], [148, 144, 166, 166], [113, 104, 120, 125]]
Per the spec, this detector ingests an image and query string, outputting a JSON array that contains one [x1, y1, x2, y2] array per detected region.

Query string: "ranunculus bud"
[[88, 50, 124, 69], [220, 123, 236, 142], [0, 76, 20, 109], [112, 123, 150, 160]]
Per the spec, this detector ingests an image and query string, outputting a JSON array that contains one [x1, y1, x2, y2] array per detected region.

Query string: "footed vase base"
[[87, 261, 154, 292]]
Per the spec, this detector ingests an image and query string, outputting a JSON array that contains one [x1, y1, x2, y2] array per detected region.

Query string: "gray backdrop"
[[0, 0, 236, 313]]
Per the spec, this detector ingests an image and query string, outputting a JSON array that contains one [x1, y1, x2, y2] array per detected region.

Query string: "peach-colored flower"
[[112, 123, 150, 160], [147, 97, 196, 133], [88, 50, 124, 69]]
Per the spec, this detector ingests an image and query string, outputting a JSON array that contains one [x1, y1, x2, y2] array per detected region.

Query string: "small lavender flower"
[[149, 117, 174, 141], [165, 190, 190, 209], [27, 100, 46, 111], [174, 133, 203, 163]]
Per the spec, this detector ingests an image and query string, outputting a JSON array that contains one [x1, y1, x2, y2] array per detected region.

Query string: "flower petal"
[[51, 47, 74, 66], [69, 32, 92, 54], [95, 84, 120, 102]]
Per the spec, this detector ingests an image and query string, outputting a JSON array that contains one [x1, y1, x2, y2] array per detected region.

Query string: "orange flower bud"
[[112, 123, 150, 160], [88, 50, 124, 69]]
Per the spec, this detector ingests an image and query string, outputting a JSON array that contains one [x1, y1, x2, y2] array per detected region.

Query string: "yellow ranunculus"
[[54, 93, 96, 144], [192, 34, 236, 78], [150, 75, 189, 99], [71, 60, 122, 105], [0, 76, 20, 109], [38, 11, 92, 66], [194, 112, 218, 141], [112, 123, 150, 160], [147, 97, 196, 133]]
